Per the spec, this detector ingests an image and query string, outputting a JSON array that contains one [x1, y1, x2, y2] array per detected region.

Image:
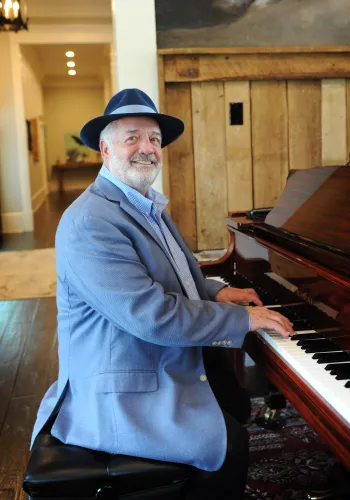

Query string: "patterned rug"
[[245, 398, 336, 500], [0, 248, 56, 300]]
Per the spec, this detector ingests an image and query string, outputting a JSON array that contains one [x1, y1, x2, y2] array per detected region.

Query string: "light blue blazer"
[[31, 175, 250, 472]]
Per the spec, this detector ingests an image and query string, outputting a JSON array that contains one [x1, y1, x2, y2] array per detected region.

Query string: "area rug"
[[0, 247, 228, 301], [245, 398, 336, 500], [0, 248, 56, 300]]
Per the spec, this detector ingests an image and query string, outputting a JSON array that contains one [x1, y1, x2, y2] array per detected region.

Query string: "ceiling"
[[23, 2, 112, 85], [23, 43, 110, 85]]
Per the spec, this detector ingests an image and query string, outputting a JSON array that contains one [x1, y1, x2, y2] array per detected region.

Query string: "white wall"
[[44, 86, 104, 191], [0, 33, 33, 233], [21, 45, 48, 212], [111, 0, 162, 193]]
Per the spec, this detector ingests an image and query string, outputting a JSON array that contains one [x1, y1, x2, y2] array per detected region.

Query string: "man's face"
[[100, 116, 163, 195]]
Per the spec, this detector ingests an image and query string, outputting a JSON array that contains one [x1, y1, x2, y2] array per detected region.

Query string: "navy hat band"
[[80, 88, 184, 151], [110, 104, 156, 115]]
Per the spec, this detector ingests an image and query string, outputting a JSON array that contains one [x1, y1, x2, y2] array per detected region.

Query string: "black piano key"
[[334, 373, 350, 380], [325, 362, 350, 371], [329, 365, 350, 376], [293, 320, 313, 329], [225, 273, 302, 306], [296, 334, 325, 344], [299, 339, 336, 352], [222, 271, 341, 334], [329, 362, 350, 371], [313, 352, 350, 363], [345, 381, 350, 388], [305, 345, 339, 354], [298, 338, 333, 348], [271, 303, 338, 330]]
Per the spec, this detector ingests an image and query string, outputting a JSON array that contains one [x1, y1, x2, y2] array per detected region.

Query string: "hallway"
[[1, 190, 84, 252]]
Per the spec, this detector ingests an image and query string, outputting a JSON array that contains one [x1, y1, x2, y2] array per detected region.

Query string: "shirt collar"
[[99, 164, 168, 218]]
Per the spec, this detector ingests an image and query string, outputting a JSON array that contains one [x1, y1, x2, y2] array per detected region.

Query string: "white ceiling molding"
[[43, 75, 104, 89], [27, 0, 112, 18], [16, 23, 113, 44], [30, 17, 111, 25]]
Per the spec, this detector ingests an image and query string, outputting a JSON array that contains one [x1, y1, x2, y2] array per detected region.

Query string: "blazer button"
[[200, 374, 207, 382]]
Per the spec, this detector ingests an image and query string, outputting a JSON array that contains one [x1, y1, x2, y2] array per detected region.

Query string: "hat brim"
[[80, 112, 184, 151]]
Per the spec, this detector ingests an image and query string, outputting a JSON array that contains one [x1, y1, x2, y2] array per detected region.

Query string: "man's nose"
[[138, 136, 156, 155]]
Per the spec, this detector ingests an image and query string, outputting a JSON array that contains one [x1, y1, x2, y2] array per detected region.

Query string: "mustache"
[[130, 154, 158, 164]]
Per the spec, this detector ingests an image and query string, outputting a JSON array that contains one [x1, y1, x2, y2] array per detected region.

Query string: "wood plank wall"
[[160, 49, 350, 251]]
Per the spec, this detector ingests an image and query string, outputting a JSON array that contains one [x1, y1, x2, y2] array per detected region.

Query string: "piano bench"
[[22, 429, 188, 500]]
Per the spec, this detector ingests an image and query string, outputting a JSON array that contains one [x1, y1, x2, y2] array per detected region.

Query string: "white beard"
[[108, 153, 162, 194]]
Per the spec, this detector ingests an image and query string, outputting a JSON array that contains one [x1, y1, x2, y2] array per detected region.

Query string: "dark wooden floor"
[[0, 190, 83, 500], [0, 190, 83, 252]]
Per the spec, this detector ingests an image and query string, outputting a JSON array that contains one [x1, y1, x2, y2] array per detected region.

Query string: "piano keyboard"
[[211, 274, 350, 426], [256, 328, 350, 426]]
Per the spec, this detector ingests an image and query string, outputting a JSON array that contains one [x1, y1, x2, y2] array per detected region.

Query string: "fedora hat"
[[80, 88, 184, 151]]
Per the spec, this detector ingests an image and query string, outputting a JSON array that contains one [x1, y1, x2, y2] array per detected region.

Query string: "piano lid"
[[253, 166, 350, 279], [263, 165, 350, 255]]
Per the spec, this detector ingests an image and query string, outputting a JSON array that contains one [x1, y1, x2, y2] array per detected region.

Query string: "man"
[[31, 88, 293, 499]]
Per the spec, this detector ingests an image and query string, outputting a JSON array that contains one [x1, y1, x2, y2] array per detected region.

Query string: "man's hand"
[[246, 306, 294, 339], [216, 287, 263, 306]]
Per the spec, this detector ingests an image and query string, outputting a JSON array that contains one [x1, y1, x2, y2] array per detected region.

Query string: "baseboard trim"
[[32, 187, 46, 214], [1, 212, 26, 233]]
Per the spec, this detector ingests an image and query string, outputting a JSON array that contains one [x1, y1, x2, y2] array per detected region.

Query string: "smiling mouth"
[[131, 160, 155, 166]]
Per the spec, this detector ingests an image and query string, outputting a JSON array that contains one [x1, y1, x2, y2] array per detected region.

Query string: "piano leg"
[[306, 463, 350, 500], [306, 491, 338, 499], [254, 390, 287, 430]]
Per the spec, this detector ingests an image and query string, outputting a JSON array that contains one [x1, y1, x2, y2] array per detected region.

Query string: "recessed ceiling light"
[[68, 69, 76, 76], [67, 61, 75, 68], [65, 51, 75, 57]]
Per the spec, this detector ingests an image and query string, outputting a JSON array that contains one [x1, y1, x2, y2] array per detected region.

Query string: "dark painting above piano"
[[201, 165, 350, 470]]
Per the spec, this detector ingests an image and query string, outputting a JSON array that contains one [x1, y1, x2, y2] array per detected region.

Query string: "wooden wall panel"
[[346, 79, 350, 164], [166, 83, 197, 250], [288, 80, 322, 171], [322, 79, 347, 166], [251, 81, 289, 208], [163, 52, 350, 83], [224, 81, 253, 212], [157, 54, 171, 206], [162, 50, 350, 249], [191, 82, 227, 250]]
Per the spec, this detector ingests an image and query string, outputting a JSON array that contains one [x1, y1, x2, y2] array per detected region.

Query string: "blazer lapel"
[[95, 175, 165, 248], [162, 211, 208, 299], [94, 176, 186, 280]]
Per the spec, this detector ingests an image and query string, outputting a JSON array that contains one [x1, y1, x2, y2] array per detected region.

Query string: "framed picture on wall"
[[26, 119, 32, 152], [30, 118, 39, 162], [26, 119, 39, 161], [155, 0, 350, 48]]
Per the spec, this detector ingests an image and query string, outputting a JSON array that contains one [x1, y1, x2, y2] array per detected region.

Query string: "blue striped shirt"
[[99, 165, 201, 300]]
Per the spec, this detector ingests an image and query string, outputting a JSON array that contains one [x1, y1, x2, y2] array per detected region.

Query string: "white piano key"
[[211, 276, 230, 285], [256, 328, 350, 425], [211, 275, 350, 423]]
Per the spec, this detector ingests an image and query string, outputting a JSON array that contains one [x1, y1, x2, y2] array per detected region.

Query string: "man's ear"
[[99, 140, 109, 160]]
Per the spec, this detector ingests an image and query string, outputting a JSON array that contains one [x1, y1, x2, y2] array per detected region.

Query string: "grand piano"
[[201, 165, 350, 474]]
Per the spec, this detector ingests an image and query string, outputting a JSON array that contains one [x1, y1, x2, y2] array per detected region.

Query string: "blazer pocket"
[[93, 370, 158, 393]]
